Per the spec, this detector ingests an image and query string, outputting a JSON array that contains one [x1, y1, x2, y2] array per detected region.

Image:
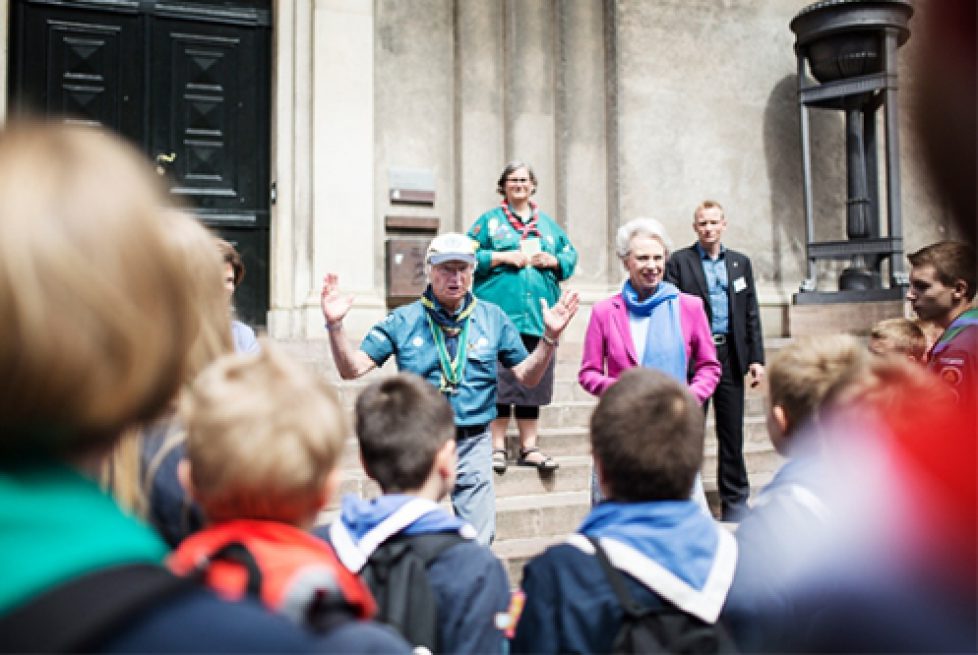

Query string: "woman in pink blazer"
[[579, 218, 720, 400], [579, 218, 720, 506]]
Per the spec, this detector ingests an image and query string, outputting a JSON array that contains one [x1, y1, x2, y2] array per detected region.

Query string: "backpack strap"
[[192, 540, 264, 597], [394, 532, 467, 565], [0, 564, 195, 653], [586, 536, 649, 619], [190, 538, 360, 634], [361, 531, 466, 651]]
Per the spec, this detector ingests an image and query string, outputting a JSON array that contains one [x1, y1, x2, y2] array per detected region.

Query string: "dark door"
[[9, 0, 272, 326]]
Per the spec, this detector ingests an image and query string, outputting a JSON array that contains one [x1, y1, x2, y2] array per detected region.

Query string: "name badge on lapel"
[[732, 277, 747, 293]]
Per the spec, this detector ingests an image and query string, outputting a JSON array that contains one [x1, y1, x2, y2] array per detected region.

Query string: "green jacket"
[[467, 205, 578, 337]]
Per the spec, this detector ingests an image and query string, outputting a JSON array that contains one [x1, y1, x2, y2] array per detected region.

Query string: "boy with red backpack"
[[167, 344, 406, 649]]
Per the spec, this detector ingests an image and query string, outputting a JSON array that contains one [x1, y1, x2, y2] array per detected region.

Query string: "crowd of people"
[[0, 2, 975, 646]]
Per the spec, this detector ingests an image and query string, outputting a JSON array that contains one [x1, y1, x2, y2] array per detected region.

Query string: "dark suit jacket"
[[665, 244, 764, 376]]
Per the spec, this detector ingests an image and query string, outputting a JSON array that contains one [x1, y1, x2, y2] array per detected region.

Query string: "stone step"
[[491, 536, 563, 587], [336, 421, 779, 483], [493, 455, 593, 498], [494, 491, 591, 543]]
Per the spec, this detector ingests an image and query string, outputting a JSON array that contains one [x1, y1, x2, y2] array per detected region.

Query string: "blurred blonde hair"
[[132, 213, 234, 514], [768, 335, 871, 436], [0, 122, 196, 458], [185, 343, 346, 525], [164, 213, 234, 379], [869, 318, 927, 362]]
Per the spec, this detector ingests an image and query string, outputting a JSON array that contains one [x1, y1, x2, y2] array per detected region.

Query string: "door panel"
[[11, 3, 144, 145], [9, 0, 271, 326]]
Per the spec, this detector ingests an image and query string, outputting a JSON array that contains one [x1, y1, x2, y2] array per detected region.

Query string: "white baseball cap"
[[426, 232, 476, 266]]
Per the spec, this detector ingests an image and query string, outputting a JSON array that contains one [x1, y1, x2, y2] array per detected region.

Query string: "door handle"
[[155, 152, 176, 176]]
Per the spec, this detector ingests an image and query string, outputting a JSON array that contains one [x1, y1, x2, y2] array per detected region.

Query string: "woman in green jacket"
[[467, 161, 578, 474]]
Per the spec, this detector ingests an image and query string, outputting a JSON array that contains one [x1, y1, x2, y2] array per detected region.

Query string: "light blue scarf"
[[622, 280, 687, 382], [334, 494, 470, 540], [579, 500, 718, 590]]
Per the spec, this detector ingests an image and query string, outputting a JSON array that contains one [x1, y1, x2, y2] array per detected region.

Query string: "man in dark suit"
[[665, 200, 764, 521]]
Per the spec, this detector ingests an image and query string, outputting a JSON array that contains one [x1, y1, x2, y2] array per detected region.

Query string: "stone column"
[[307, 0, 384, 337], [268, 0, 314, 338], [504, 0, 556, 214], [555, 0, 613, 294], [456, 0, 506, 224]]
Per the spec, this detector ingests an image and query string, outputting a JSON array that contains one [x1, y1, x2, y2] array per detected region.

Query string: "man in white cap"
[[321, 232, 579, 545]]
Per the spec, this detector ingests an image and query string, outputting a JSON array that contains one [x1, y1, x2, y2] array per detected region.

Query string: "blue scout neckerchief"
[[621, 279, 687, 382], [328, 495, 476, 574], [570, 499, 737, 624], [420, 286, 478, 395]]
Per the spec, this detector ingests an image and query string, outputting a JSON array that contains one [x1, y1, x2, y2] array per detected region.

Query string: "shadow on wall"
[[763, 74, 847, 298], [763, 75, 804, 298]]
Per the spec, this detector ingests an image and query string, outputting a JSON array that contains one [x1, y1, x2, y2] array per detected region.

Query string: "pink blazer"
[[578, 292, 721, 402]]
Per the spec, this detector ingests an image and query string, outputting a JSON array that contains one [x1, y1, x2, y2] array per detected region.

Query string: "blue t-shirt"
[[359, 300, 527, 426]]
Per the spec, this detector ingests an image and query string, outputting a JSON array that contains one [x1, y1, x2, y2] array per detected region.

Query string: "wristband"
[[325, 321, 343, 332], [541, 333, 558, 348]]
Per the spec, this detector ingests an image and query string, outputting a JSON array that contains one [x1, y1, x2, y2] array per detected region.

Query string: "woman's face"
[[502, 166, 535, 206], [223, 262, 236, 303], [623, 235, 666, 297]]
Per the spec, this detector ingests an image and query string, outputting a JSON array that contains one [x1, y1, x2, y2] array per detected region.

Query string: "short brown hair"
[[185, 343, 346, 525], [355, 373, 455, 492], [590, 368, 704, 501], [908, 241, 977, 301], [495, 160, 538, 196], [870, 318, 927, 362], [0, 122, 196, 457], [693, 199, 725, 220], [767, 335, 870, 436], [216, 238, 245, 287]]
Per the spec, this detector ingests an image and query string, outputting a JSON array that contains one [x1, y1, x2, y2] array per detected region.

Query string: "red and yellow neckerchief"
[[500, 199, 541, 239]]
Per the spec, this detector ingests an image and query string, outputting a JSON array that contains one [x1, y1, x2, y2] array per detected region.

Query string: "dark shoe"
[[517, 447, 558, 472], [492, 448, 508, 474]]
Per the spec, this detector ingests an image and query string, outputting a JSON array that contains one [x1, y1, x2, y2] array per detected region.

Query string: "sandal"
[[517, 447, 559, 472], [492, 448, 508, 474]]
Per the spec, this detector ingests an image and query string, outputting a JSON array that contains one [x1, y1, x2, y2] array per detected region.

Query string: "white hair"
[[615, 217, 673, 259]]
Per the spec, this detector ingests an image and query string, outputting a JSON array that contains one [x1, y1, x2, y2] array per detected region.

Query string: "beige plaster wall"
[[264, 0, 961, 339], [614, 0, 955, 310]]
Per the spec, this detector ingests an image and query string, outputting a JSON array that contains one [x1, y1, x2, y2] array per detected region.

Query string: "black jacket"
[[665, 244, 764, 376]]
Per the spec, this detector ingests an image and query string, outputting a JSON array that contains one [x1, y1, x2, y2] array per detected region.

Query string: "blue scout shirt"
[[697, 242, 729, 336], [359, 299, 528, 427]]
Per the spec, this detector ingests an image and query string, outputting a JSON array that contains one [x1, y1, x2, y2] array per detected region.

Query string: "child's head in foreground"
[[766, 334, 871, 455], [354, 373, 457, 496], [869, 317, 927, 362], [183, 343, 347, 527], [589, 368, 704, 502]]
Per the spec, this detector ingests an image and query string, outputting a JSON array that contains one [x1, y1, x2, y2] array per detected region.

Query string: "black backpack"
[[588, 537, 738, 655], [0, 564, 195, 653], [359, 532, 465, 653]]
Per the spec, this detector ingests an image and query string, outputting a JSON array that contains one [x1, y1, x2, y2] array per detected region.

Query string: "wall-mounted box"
[[384, 215, 439, 306]]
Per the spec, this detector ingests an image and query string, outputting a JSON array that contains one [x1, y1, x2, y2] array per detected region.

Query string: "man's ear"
[[951, 278, 969, 301], [358, 450, 375, 483], [177, 458, 195, 498], [771, 405, 790, 435], [317, 468, 341, 511], [768, 404, 792, 456], [435, 438, 457, 489], [594, 455, 611, 499]]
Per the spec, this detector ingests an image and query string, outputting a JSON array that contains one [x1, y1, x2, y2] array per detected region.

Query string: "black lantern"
[[790, 0, 913, 303]]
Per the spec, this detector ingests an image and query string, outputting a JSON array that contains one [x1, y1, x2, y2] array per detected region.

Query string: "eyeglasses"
[[505, 177, 530, 184]]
